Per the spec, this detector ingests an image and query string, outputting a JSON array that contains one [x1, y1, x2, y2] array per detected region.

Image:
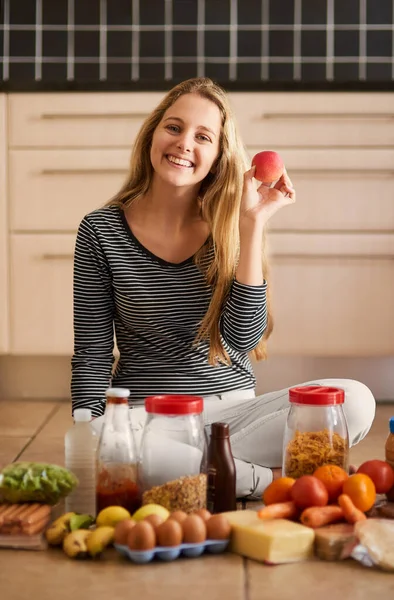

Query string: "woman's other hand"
[[240, 165, 296, 228]]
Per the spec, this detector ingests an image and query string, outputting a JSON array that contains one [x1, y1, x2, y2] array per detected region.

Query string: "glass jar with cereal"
[[282, 386, 349, 479]]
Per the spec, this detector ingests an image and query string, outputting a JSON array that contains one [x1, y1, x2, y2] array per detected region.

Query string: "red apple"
[[252, 150, 284, 183]]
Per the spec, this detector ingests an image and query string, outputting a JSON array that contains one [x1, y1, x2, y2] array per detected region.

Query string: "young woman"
[[71, 77, 375, 497]]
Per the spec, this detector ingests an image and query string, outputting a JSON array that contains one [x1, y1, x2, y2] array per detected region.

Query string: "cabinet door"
[[0, 94, 8, 352], [9, 149, 129, 232], [8, 92, 165, 148], [230, 92, 394, 148], [245, 147, 394, 232], [10, 235, 76, 355], [268, 233, 394, 356]]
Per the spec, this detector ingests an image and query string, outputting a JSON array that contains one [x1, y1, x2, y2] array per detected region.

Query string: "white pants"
[[93, 378, 376, 499]]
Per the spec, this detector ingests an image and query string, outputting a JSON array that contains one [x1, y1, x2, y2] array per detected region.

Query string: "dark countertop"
[[1, 81, 394, 93]]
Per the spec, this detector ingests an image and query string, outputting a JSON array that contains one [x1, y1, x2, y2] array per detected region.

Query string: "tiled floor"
[[0, 400, 394, 599]]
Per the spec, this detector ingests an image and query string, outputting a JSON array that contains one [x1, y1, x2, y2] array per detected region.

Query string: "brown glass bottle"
[[206, 422, 236, 513]]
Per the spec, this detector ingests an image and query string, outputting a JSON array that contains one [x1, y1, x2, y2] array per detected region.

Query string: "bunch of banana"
[[63, 526, 115, 559], [45, 512, 94, 546]]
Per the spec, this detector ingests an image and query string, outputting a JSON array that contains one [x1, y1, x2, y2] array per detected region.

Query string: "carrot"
[[300, 505, 344, 528], [257, 501, 298, 520], [338, 494, 367, 524]]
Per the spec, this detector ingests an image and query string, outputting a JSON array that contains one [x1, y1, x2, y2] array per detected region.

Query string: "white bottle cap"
[[105, 387, 130, 398], [74, 408, 92, 422]]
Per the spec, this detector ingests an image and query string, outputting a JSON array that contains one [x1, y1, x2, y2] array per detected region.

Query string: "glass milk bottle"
[[65, 408, 97, 516]]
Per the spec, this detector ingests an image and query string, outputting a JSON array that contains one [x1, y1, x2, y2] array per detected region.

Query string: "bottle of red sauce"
[[96, 388, 141, 513]]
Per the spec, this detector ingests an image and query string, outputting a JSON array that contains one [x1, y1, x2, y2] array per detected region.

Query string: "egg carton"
[[114, 538, 229, 564]]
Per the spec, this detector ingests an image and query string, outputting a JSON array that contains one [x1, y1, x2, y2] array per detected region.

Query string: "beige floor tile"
[[0, 400, 58, 437], [247, 557, 394, 599], [0, 549, 245, 600], [0, 437, 30, 469], [18, 435, 65, 467], [38, 403, 73, 438]]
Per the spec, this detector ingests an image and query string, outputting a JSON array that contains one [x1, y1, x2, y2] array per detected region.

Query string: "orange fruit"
[[342, 473, 376, 512], [313, 465, 349, 501], [263, 477, 296, 505]]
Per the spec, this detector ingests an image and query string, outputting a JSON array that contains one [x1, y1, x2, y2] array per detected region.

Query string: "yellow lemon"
[[96, 506, 131, 528], [132, 503, 170, 522]]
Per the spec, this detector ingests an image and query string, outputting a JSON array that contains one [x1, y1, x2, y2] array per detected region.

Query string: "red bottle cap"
[[289, 386, 345, 406], [144, 395, 204, 415]]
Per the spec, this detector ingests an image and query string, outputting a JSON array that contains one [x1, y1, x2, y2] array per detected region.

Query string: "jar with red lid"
[[139, 395, 207, 513], [282, 386, 350, 479]]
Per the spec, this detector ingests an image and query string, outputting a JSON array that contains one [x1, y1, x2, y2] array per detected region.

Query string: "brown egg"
[[182, 515, 207, 544], [206, 514, 231, 540], [114, 519, 136, 545], [156, 519, 183, 547], [127, 521, 156, 551], [169, 510, 188, 524], [144, 513, 164, 528], [194, 508, 212, 522]]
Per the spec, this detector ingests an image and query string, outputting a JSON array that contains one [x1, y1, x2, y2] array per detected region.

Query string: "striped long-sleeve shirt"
[[71, 206, 268, 417]]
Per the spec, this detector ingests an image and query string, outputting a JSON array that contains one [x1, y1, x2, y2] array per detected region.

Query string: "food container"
[[139, 395, 207, 513], [282, 386, 349, 478], [96, 388, 141, 513], [115, 539, 229, 564]]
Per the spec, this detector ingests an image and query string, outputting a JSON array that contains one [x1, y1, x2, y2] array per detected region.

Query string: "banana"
[[45, 512, 76, 546], [62, 529, 91, 559], [69, 513, 95, 531], [86, 526, 115, 558]]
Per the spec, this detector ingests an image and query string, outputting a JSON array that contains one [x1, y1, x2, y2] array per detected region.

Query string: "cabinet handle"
[[40, 112, 149, 120], [261, 113, 394, 120], [41, 254, 74, 260], [41, 168, 127, 175], [272, 253, 394, 261]]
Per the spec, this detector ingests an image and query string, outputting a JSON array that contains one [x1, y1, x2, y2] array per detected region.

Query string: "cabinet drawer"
[[0, 93, 8, 352], [8, 92, 165, 148], [10, 235, 75, 354], [246, 147, 394, 232], [230, 93, 394, 147], [268, 233, 394, 356], [10, 149, 129, 231]]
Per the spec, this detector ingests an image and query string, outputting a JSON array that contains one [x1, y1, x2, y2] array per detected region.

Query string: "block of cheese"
[[223, 510, 315, 564]]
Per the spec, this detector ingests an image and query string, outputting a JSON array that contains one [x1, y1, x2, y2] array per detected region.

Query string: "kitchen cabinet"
[[4, 92, 394, 357], [268, 232, 394, 355], [0, 94, 9, 352], [9, 149, 128, 231], [8, 92, 164, 148], [9, 234, 75, 355]]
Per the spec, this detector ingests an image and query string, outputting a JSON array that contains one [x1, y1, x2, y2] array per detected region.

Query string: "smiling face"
[[150, 93, 222, 192]]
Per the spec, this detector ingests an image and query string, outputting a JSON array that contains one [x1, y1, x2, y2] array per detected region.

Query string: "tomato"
[[357, 460, 394, 494], [290, 475, 329, 509], [342, 474, 376, 512]]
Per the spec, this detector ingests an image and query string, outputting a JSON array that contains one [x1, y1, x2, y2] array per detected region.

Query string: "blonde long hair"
[[107, 77, 273, 364]]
